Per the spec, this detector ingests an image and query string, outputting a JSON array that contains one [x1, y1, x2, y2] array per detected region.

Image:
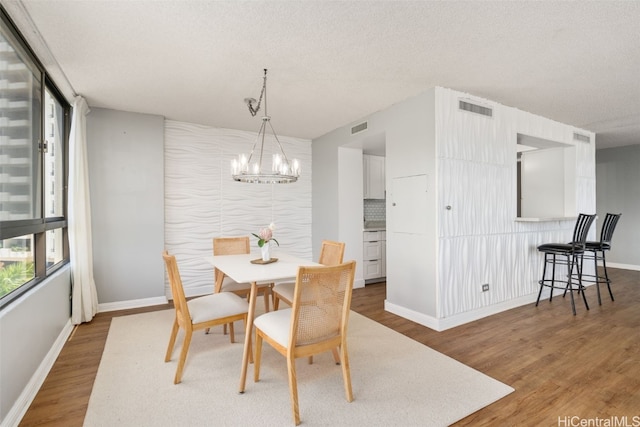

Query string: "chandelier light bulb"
[[272, 153, 282, 172]]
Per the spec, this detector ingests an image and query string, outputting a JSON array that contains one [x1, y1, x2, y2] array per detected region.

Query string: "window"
[[516, 133, 576, 219], [44, 88, 65, 219], [0, 8, 70, 307]]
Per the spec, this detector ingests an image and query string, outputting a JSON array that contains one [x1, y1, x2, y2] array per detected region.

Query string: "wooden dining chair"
[[163, 250, 249, 384], [213, 236, 273, 312], [272, 240, 345, 310], [253, 261, 356, 426]]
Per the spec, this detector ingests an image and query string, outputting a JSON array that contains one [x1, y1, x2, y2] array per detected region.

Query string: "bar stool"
[[536, 213, 596, 315], [579, 213, 621, 305]]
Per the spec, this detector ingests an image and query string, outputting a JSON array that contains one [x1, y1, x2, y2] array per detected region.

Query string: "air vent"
[[459, 100, 493, 117], [573, 132, 590, 143], [351, 121, 368, 135]]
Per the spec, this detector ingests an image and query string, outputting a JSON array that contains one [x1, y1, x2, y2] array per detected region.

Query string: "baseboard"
[[98, 296, 169, 313], [384, 301, 443, 330], [607, 262, 640, 271], [384, 293, 543, 332], [95, 278, 370, 313], [1, 320, 74, 427], [384, 281, 605, 331]]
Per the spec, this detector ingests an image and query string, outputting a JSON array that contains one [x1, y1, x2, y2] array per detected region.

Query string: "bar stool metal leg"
[[566, 254, 577, 315], [593, 248, 602, 305], [603, 251, 614, 301], [535, 254, 548, 307], [577, 254, 589, 311]]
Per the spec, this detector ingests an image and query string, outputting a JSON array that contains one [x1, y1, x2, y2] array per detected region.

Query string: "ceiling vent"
[[351, 121, 368, 135], [573, 132, 590, 143], [459, 100, 493, 118]]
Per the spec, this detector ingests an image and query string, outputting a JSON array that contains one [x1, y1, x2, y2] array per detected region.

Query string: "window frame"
[[0, 7, 71, 309]]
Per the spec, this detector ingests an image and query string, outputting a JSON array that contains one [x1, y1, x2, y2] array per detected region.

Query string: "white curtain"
[[69, 96, 98, 324]]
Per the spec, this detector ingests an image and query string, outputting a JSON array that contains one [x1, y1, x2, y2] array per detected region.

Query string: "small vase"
[[260, 243, 270, 261]]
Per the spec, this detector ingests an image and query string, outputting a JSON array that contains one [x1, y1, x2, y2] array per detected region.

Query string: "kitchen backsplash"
[[364, 199, 386, 222]]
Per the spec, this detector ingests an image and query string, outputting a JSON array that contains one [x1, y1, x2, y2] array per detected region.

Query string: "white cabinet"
[[363, 155, 385, 199], [363, 230, 386, 281], [363, 239, 382, 259]]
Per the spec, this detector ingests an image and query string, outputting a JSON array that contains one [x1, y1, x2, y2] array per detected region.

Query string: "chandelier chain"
[[247, 69, 267, 117]]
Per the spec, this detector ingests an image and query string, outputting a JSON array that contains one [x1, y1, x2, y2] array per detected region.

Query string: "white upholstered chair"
[[272, 240, 345, 310], [163, 251, 248, 384], [253, 261, 356, 425]]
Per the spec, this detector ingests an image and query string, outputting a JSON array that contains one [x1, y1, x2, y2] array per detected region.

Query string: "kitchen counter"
[[364, 220, 386, 231], [515, 217, 578, 222]]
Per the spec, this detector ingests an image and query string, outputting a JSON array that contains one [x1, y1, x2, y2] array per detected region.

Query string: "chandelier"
[[231, 69, 300, 183]]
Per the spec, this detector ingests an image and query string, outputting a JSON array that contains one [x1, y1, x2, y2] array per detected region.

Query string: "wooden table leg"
[[239, 281, 258, 393]]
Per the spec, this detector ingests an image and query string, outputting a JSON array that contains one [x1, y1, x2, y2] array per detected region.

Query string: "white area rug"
[[84, 310, 513, 426]]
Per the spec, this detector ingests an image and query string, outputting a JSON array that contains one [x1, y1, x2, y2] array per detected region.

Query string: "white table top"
[[206, 253, 320, 284]]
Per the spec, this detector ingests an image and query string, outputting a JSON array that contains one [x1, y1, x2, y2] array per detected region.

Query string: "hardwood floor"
[[19, 268, 639, 426]]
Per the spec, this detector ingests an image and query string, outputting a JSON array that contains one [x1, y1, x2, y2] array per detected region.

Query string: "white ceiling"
[[3, 0, 640, 150]]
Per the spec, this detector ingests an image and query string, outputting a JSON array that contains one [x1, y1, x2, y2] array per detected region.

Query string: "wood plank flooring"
[[19, 268, 640, 426]]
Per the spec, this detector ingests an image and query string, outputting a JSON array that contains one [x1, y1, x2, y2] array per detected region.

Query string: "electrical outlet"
[[482, 284, 489, 292]]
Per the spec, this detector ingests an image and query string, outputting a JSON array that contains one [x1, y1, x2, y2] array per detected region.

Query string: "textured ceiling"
[[3, 0, 640, 150]]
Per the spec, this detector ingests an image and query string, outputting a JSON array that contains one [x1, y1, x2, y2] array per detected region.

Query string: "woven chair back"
[[290, 261, 356, 347], [318, 240, 346, 266]]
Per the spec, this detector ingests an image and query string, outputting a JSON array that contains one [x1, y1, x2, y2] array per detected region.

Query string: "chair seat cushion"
[[537, 243, 584, 254], [188, 292, 248, 324], [585, 241, 611, 251], [254, 309, 292, 347], [272, 281, 294, 302]]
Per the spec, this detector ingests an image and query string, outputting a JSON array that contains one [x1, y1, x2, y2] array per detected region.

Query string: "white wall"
[[164, 120, 313, 296], [596, 144, 640, 269], [313, 86, 596, 331], [338, 147, 364, 287], [312, 130, 342, 261], [86, 108, 166, 306], [0, 266, 71, 425]]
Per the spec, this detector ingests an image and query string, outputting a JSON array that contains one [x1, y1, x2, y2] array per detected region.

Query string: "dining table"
[[206, 252, 321, 393]]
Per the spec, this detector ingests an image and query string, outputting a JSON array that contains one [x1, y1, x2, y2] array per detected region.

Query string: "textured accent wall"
[[436, 88, 596, 318], [164, 120, 312, 295]]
